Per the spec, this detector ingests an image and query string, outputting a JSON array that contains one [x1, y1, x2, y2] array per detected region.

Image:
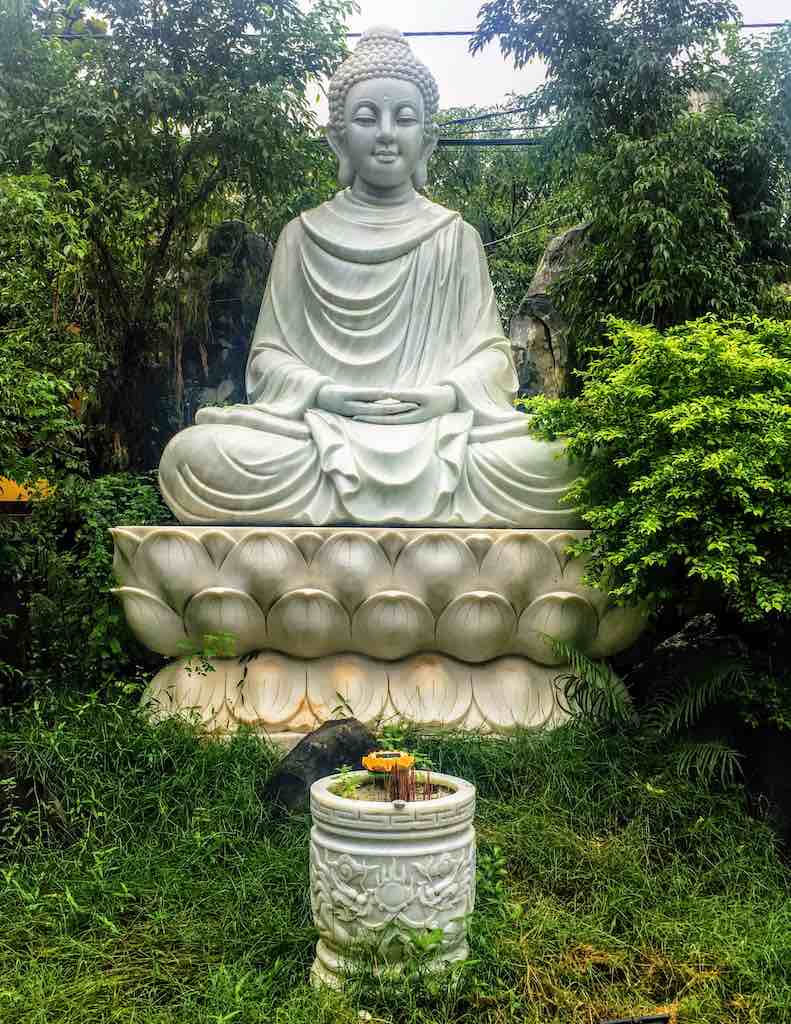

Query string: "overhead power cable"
[[348, 24, 782, 36], [437, 137, 545, 147], [43, 21, 788, 41], [438, 107, 559, 128], [441, 124, 551, 135]]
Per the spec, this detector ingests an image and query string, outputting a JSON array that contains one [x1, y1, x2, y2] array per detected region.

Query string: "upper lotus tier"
[[112, 526, 646, 666]]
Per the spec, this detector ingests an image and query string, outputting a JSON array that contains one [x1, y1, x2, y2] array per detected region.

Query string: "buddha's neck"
[[350, 178, 416, 207]]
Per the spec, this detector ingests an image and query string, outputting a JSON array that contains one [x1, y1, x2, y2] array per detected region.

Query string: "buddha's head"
[[326, 26, 439, 195]]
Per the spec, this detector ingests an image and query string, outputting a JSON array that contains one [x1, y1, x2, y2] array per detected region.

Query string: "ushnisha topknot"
[[328, 25, 440, 132]]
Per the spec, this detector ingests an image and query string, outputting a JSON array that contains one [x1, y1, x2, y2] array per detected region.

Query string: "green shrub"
[[529, 316, 791, 623], [0, 473, 173, 694], [555, 115, 790, 358]]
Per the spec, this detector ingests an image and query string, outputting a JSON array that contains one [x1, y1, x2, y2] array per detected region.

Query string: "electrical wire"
[[437, 137, 545, 147], [481, 217, 567, 248], [348, 24, 785, 36], [43, 21, 788, 41]]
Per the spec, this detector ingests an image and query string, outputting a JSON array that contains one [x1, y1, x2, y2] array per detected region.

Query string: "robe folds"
[[159, 190, 580, 527]]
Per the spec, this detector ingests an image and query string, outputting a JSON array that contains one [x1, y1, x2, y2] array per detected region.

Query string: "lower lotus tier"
[[142, 650, 608, 746]]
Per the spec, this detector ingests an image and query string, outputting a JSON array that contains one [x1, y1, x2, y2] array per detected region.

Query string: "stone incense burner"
[[309, 766, 476, 986]]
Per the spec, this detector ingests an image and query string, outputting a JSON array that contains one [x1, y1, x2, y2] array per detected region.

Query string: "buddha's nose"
[[377, 113, 395, 143]]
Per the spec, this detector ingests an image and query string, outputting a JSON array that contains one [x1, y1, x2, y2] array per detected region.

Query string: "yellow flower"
[[362, 750, 415, 773]]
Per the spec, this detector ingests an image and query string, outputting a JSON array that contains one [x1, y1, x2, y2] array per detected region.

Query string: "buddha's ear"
[[326, 126, 354, 187], [413, 124, 439, 190]]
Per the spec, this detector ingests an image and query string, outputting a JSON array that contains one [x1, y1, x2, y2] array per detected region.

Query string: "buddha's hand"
[[316, 384, 418, 419], [351, 385, 456, 424]]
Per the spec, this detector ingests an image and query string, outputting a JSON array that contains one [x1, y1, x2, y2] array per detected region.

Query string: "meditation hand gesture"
[[316, 384, 455, 424]]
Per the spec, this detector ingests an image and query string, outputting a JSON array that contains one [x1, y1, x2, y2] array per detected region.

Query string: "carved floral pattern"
[[310, 845, 475, 963], [308, 772, 476, 982]]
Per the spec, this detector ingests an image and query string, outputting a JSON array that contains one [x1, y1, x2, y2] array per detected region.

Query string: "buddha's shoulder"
[[416, 197, 485, 243]]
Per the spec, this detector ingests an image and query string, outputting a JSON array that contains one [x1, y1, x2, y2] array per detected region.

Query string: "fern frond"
[[550, 638, 634, 724], [671, 740, 743, 787], [646, 658, 748, 737]]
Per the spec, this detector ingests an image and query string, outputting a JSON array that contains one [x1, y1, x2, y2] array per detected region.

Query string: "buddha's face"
[[341, 78, 429, 192]]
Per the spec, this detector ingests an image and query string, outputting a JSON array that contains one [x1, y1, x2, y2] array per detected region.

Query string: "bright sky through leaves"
[[306, 0, 788, 120]]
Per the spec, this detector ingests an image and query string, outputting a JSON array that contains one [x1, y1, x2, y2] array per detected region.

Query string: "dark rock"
[[262, 718, 376, 812], [143, 219, 274, 467], [509, 221, 590, 397], [624, 613, 747, 708]]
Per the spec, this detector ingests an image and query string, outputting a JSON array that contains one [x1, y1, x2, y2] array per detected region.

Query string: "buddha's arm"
[[437, 224, 521, 424], [243, 220, 334, 419]]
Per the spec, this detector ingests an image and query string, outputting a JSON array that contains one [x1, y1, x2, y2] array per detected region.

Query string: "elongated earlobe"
[[337, 154, 355, 187], [325, 126, 355, 188], [413, 127, 438, 190]]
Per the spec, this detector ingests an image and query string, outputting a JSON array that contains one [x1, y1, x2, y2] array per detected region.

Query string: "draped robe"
[[159, 190, 579, 527]]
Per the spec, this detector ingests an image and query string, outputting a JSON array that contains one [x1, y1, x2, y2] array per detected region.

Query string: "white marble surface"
[[158, 28, 580, 528], [112, 524, 644, 743], [112, 526, 646, 663], [309, 770, 476, 986]]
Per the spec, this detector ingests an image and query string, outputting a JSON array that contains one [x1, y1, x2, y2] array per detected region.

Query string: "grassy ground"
[[1, 692, 789, 1024]]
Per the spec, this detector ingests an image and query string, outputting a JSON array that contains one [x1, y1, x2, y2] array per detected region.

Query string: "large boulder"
[[262, 718, 376, 812], [144, 220, 273, 466], [509, 222, 589, 397], [624, 613, 746, 708]]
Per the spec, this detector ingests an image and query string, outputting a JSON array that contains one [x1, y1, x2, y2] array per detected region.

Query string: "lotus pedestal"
[[112, 526, 645, 747]]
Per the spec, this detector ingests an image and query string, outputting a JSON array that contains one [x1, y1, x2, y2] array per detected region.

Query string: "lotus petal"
[[111, 528, 142, 586], [436, 592, 516, 663], [587, 603, 649, 658], [472, 657, 565, 730], [307, 654, 389, 727], [517, 591, 598, 665], [219, 532, 307, 612], [479, 534, 559, 612], [230, 652, 314, 730], [311, 531, 392, 612], [352, 591, 434, 660], [388, 654, 471, 727], [134, 529, 215, 615], [201, 530, 235, 569], [393, 532, 477, 613], [184, 587, 267, 656], [113, 586, 188, 657], [267, 589, 351, 658]]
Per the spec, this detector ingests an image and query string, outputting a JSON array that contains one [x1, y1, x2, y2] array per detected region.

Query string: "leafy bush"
[[0, 173, 100, 484], [0, 474, 173, 695], [556, 115, 789, 354], [529, 316, 791, 623]]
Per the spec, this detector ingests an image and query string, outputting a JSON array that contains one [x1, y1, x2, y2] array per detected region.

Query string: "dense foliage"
[[472, 0, 740, 148], [427, 107, 553, 322], [557, 112, 790, 346], [0, 474, 172, 699], [0, 0, 351, 469], [473, 6, 791, 363], [0, 173, 97, 484], [530, 317, 791, 623]]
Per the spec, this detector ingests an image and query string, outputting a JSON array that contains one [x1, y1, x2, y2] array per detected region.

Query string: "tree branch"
[[136, 161, 225, 322]]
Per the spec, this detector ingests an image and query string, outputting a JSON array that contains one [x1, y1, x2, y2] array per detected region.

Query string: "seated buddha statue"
[[159, 26, 579, 528]]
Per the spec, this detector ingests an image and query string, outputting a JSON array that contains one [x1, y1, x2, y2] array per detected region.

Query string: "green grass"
[[1, 692, 789, 1024]]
